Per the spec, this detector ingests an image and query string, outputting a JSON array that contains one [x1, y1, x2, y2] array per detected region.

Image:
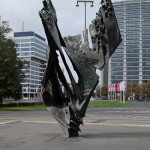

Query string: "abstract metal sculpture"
[[39, 0, 122, 137]]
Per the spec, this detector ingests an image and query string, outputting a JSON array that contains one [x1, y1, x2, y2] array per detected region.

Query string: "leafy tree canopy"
[[125, 82, 150, 100], [0, 17, 24, 104]]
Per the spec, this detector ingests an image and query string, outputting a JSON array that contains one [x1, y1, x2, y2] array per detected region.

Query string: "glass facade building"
[[109, 0, 150, 85], [14, 31, 48, 99]]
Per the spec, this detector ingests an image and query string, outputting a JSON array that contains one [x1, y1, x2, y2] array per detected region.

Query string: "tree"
[[142, 82, 150, 100], [125, 83, 140, 100], [125, 82, 150, 100], [101, 85, 108, 100], [0, 18, 24, 105]]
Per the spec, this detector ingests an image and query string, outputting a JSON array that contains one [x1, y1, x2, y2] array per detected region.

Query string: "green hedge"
[[1, 102, 43, 107]]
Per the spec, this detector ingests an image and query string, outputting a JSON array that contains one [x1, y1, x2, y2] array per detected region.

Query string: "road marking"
[[86, 123, 150, 127], [22, 120, 57, 124], [21, 120, 150, 127], [93, 116, 150, 120], [0, 120, 18, 125]]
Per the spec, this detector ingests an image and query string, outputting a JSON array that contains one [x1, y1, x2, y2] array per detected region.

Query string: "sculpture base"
[[46, 106, 80, 137], [68, 129, 79, 137]]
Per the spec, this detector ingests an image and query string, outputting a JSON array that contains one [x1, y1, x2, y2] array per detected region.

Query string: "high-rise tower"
[[109, 0, 150, 85], [14, 31, 48, 99]]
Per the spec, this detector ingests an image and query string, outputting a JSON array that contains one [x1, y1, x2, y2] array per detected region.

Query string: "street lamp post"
[[131, 80, 133, 100], [76, 0, 94, 30]]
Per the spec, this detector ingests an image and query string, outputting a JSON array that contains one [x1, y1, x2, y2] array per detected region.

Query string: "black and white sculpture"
[[39, 0, 122, 137]]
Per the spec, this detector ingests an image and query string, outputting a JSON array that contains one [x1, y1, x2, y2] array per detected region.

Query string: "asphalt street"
[[0, 101, 150, 150]]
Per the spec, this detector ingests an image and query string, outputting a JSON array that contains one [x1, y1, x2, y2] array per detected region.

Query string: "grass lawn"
[[0, 105, 46, 111], [0, 101, 130, 111], [88, 101, 130, 108]]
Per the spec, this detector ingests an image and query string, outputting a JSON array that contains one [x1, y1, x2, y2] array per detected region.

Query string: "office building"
[[14, 31, 48, 99], [108, 0, 150, 85]]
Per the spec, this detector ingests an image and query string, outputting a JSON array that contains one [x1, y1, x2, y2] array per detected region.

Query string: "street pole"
[[76, 0, 94, 30], [85, 2, 86, 30], [123, 91, 125, 104], [131, 80, 132, 100], [0, 16, 1, 25]]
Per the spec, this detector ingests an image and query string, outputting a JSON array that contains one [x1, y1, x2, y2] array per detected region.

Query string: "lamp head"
[[90, 4, 94, 7]]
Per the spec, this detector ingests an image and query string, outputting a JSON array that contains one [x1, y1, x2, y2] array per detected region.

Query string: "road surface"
[[0, 101, 150, 150]]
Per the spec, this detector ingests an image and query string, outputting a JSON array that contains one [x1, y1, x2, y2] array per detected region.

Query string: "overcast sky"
[[0, 0, 104, 38], [0, 0, 117, 82]]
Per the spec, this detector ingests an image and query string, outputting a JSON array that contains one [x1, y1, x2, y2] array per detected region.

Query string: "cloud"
[[0, 0, 116, 81], [0, 0, 44, 37], [0, 0, 102, 38]]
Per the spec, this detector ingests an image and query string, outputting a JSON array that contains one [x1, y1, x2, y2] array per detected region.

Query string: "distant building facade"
[[14, 31, 48, 99], [108, 0, 150, 85]]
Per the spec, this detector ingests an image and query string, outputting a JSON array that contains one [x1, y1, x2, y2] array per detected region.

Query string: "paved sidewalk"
[[1, 117, 150, 150]]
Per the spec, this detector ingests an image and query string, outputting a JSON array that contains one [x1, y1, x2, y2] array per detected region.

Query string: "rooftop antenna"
[[22, 21, 24, 32]]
